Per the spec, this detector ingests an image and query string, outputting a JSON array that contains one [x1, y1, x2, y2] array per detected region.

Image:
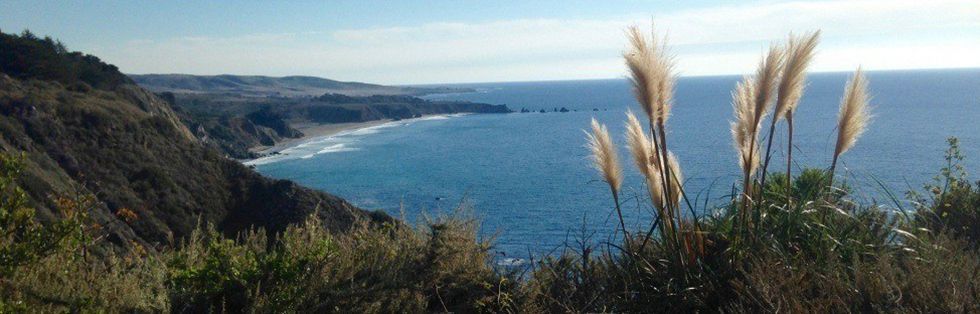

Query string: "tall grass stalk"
[[759, 32, 820, 204], [829, 67, 871, 188], [747, 45, 784, 226], [624, 25, 686, 256], [622, 25, 701, 266], [586, 118, 627, 240]]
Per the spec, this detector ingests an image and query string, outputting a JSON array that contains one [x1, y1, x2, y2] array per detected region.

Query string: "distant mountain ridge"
[[130, 74, 470, 97]]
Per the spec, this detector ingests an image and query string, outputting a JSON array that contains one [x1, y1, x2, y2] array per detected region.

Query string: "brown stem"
[[657, 123, 676, 225], [742, 130, 758, 228], [643, 119, 670, 243], [828, 153, 839, 193], [758, 118, 779, 203], [657, 121, 688, 267], [610, 187, 630, 243], [786, 115, 794, 205], [740, 163, 752, 236], [640, 123, 670, 251]]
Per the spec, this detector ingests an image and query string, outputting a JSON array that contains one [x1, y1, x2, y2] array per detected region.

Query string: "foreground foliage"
[[1, 152, 513, 312], [1, 139, 979, 312]]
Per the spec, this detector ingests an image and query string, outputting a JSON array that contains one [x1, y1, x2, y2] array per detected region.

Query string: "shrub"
[[913, 137, 980, 246], [0, 154, 166, 312]]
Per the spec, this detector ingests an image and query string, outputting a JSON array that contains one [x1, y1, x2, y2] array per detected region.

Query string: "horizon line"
[[126, 66, 980, 88]]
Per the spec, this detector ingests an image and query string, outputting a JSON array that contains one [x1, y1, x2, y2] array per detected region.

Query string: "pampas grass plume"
[[731, 78, 760, 174], [834, 67, 871, 158], [588, 118, 623, 193], [624, 25, 675, 124], [775, 31, 820, 119]]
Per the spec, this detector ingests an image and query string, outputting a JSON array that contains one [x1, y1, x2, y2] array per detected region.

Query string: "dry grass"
[[624, 25, 674, 125], [830, 68, 871, 182], [586, 118, 622, 193], [625, 110, 665, 209], [775, 31, 821, 120], [731, 78, 761, 175]]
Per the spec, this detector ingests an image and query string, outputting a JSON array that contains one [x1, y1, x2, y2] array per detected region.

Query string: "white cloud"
[[97, 0, 980, 84]]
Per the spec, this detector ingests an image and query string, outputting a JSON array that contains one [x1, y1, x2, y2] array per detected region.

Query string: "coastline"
[[249, 119, 393, 156], [244, 113, 468, 164]]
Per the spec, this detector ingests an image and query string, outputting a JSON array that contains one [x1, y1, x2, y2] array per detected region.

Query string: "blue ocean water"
[[251, 69, 980, 260]]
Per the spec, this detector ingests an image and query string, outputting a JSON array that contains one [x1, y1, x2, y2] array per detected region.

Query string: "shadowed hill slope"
[[0, 30, 386, 249]]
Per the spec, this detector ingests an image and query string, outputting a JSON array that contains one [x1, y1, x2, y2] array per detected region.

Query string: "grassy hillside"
[[0, 30, 386, 250]]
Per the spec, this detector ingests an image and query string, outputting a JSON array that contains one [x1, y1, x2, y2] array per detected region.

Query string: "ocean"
[[250, 69, 980, 261]]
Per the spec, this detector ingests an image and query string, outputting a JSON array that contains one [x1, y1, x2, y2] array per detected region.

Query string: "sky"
[[2, 0, 978, 85]]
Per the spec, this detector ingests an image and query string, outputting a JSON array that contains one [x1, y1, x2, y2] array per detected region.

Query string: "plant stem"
[[742, 130, 759, 230], [657, 122, 686, 264], [786, 114, 794, 205], [758, 118, 779, 205], [610, 187, 630, 244], [828, 153, 839, 192], [657, 123, 677, 231], [640, 123, 670, 252]]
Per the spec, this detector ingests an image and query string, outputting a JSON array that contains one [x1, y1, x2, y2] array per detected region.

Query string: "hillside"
[[130, 73, 470, 97], [159, 87, 511, 159], [0, 30, 386, 250]]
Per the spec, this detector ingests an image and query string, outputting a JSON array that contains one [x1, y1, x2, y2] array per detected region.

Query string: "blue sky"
[[2, 1, 978, 84]]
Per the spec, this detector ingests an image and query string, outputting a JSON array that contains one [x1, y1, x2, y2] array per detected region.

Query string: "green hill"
[[0, 30, 386, 250]]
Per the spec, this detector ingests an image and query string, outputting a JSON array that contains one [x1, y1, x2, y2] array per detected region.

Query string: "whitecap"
[[244, 113, 466, 166], [316, 143, 358, 154], [496, 258, 527, 267]]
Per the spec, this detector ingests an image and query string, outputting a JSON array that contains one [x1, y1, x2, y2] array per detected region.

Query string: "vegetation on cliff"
[[1, 141, 978, 312], [0, 30, 384, 251], [1, 30, 132, 91]]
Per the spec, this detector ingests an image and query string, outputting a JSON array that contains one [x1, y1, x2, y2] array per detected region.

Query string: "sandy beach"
[[250, 119, 393, 156]]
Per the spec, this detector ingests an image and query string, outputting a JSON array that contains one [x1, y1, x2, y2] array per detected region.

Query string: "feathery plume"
[[665, 151, 683, 208], [752, 45, 785, 126], [758, 34, 814, 198], [624, 25, 675, 124], [590, 118, 629, 239], [647, 169, 666, 211], [774, 31, 820, 119], [625, 111, 654, 178], [588, 118, 623, 192], [833, 68, 871, 159], [731, 78, 760, 174], [626, 111, 667, 210], [834, 68, 870, 158]]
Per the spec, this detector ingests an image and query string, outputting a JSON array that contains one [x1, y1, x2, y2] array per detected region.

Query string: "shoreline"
[[244, 113, 468, 164], [249, 119, 393, 156]]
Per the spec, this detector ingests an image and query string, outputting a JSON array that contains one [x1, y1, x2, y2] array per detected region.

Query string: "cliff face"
[[0, 32, 386, 249]]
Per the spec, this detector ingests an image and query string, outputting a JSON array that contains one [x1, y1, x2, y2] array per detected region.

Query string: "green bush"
[[0, 153, 85, 276], [913, 137, 980, 246]]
